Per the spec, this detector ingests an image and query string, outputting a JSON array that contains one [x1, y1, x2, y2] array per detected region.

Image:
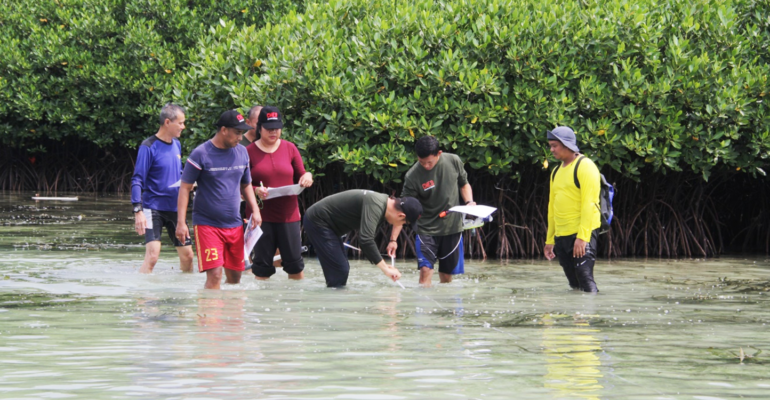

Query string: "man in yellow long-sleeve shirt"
[[543, 127, 601, 292]]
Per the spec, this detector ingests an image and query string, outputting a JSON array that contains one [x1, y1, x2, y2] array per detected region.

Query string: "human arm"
[[131, 145, 152, 235], [386, 224, 402, 258], [544, 244, 556, 260], [298, 172, 313, 188], [375, 259, 401, 281], [387, 176, 417, 257], [545, 168, 557, 258], [392, 177, 422, 257], [242, 182, 262, 227], [454, 155, 474, 207], [134, 210, 147, 236], [359, 196, 387, 265], [460, 183, 475, 206], [572, 239, 587, 258], [175, 182, 194, 243], [290, 143, 313, 187], [387, 177, 417, 257], [176, 151, 203, 243], [239, 149, 261, 227], [255, 182, 269, 200]]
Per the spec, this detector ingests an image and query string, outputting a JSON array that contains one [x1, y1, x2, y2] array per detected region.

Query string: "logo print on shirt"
[[422, 180, 435, 191]]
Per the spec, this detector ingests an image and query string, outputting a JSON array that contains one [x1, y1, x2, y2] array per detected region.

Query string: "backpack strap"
[[572, 155, 585, 189], [550, 163, 561, 182]]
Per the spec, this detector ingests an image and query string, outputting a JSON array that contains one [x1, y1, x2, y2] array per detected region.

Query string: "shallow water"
[[1, 193, 769, 399]]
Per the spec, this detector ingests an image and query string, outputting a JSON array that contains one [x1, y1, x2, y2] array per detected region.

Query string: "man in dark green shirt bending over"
[[304, 190, 422, 287], [390, 136, 476, 286]]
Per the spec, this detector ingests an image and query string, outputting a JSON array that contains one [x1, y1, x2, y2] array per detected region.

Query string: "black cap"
[[397, 197, 423, 225], [258, 106, 283, 130], [216, 110, 254, 131]]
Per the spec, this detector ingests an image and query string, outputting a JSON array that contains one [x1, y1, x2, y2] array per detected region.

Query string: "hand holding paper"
[[448, 204, 497, 218], [264, 184, 305, 199], [243, 219, 263, 262]]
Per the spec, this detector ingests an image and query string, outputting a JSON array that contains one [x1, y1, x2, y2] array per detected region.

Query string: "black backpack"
[[550, 155, 615, 233]]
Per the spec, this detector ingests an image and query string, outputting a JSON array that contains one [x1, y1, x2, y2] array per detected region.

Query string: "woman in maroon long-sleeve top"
[[245, 106, 313, 279]]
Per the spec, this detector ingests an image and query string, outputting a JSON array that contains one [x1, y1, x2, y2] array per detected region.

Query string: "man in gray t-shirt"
[[391, 136, 476, 286]]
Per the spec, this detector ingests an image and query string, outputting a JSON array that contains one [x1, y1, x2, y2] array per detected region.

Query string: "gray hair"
[[248, 104, 263, 119], [159, 103, 185, 125]]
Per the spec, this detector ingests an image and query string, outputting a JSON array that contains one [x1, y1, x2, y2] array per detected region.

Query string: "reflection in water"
[[193, 293, 264, 396], [2, 193, 770, 398], [374, 292, 402, 354], [542, 313, 604, 399]]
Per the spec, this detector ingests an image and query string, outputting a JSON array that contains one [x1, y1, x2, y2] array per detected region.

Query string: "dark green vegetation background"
[[2, 0, 769, 257]]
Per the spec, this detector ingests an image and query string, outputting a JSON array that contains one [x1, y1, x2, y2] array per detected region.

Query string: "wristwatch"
[[133, 204, 143, 213]]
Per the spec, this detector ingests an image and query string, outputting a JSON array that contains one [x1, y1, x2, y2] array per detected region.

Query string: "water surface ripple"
[[1, 193, 768, 399]]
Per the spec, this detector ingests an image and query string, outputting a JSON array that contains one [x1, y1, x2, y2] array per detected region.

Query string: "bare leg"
[[288, 271, 304, 280], [139, 242, 161, 274], [439, 272, 453, 283], [224, 269, 242, 284], [204, 267, 223, 289], [176, 245, 194, 273], [419, 267, 433, 287]]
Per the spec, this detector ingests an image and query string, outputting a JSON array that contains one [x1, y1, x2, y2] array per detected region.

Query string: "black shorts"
[[251, 221, 305, 277], [144, 209, 192, 247], [415, 232, 464, 275]]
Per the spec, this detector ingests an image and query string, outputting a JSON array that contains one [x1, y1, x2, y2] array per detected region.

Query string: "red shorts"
[[194, 225, 245, 273]]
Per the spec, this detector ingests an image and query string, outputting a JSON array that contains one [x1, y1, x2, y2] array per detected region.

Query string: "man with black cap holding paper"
[[543, 126, 601, 292], [176, 110, 262, 290], [304, 190, 422, 287]]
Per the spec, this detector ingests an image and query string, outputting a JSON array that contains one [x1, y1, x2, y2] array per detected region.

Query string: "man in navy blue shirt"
[[131, 103, 194, 274], [176, 110, 262, 290]]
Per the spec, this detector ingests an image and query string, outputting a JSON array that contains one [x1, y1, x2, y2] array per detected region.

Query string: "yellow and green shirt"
[[546, 156, 601, 244]]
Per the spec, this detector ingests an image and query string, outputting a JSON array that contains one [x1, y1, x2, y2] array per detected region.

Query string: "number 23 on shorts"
[[204, 248, 219, 262]]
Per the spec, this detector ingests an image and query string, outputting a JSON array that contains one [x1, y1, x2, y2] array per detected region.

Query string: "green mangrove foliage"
[[173, 0, 770, 181], [0, 0, 304, 152], [2, 0, 770, 257]]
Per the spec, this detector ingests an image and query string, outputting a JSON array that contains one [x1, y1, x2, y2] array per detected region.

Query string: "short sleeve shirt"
[[402, 153, 468, 236], [181, 140, 251, 228]]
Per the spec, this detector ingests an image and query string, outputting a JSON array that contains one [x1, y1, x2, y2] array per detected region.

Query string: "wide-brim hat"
[[546, 126, 580, 153]]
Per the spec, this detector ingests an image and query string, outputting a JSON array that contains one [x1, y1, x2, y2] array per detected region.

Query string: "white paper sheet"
[[266, 184, 305, 198], [448, 205, 497, 219], [243, 220, 263, 260]]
